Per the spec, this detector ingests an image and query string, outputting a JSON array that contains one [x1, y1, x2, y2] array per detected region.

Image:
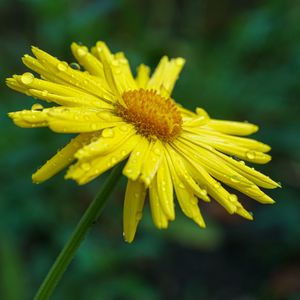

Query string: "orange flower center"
[[115, 89, 182, 141]]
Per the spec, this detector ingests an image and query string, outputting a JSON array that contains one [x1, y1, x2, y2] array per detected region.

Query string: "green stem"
[[34, 163, 124, 300]]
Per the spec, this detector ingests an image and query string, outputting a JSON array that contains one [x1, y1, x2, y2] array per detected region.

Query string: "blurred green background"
[[1, 0, 300, 299]]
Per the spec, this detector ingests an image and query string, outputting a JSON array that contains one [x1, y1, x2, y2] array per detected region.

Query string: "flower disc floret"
[[116, 89, 182, 141]]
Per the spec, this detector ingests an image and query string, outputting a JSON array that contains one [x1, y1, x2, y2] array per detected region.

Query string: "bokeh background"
[[1, 0, 300, 299]]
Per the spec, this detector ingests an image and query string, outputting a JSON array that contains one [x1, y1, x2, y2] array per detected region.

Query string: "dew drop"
[[97, 112, 111, 121], [213, 181, 221, 189], [21, 72, 34, 84], [136, 212, 143, 221], [91, 123, 98, 130], [41, 90, 48, 97], [135, 151, 141, 156], [120, 125, 129, 132], [31, 103, 44, 110], [121, 150, 127, 156], [57, 62, 68, 72], [229, 194, 238, 202], [102, 128, 114, 138], [70, 62, 81, 70], [125, 168, 132, 174], [179, 183, 185, 189], [112, 60, 119, 66], [153, 148, 161, 155], [191, 197, 198, 205], [77, 47, 88, 57], [134, 192, 140, 198], [230, 176, 240, 183], [200, 189, 207, 196], [239, 160, 245, 165], [81, 163, 90, 171], [119, 58, 127, 64], [246, 151, 256, 160], [111, 157, 117, 164]]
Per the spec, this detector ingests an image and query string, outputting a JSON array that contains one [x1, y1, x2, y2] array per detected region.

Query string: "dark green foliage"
[[0, 0, 299, 299]]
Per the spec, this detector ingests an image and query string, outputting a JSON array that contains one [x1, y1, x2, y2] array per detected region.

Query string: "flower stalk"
[[34, 162, 124, 300]]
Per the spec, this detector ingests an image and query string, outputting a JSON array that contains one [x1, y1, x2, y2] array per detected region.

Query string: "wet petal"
[[123, 179, 146, 243]]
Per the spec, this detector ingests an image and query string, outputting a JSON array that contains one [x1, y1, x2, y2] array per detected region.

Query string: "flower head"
[[7, 41, 279, 242]]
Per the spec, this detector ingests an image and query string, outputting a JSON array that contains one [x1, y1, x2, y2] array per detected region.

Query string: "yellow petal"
[[31, 46, 114, 101], [147, 56, 185, 97], [32, 133, 94, 183], [182, 153, 237, 214], [184, 127, 271, 153], [156, 154, 175, 220], [167, 145, 210, 202], [123, 179, 146, 243], [182, 131, 271, 164], [140, 140, 163, 186], [146, 56, 169, 91], [9, 110, 48, 128], [174, 138, 275, 204], [94, 41, 136, 100], [135, 64, 150, 88], [9, 107, 122, 133], [160, 58, 185, 96], [12, 72, 111, 108], [6, 77, 28, 94], [75, 124, 136, 159], [165, 146, 206, 228], [66, 134, 140, 184], [205, 119, 259, 136], [123, 137, 149, 180], [71, 42, 104, 77], [226, 194, 254, 220], [195, 141, 279, 189], [149, 178, 169, 229]]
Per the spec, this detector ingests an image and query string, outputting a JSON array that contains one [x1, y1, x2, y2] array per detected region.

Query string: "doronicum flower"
[[7, 41, 279, 242]]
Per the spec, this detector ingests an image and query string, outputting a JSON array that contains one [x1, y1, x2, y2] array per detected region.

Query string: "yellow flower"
[[7, 41, 279, 242]]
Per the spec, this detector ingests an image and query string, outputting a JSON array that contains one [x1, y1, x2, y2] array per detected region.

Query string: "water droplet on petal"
[[229, 194, 238, 202], [125, 168, 132, 174], [21, 72, 34, 84], [70, 62, 81, 70], [239, 160, 245, 165], [102, 128, 114, 138], [191, 197, 198, 205], [91, 123, 98, 130], [57, 62, 68, 72], [135, 151, 141, 156], [97, 112, 112, 121], [179, 183, 185, 189], [136, 212, 143, 221], [134, 192, 140, 198], [112, 60, 119, 66], [230, 176, 240, 183], [213, 181, 221, 189], [81, 163, 90, 171], [31, 103, 44, 110], [120, 125, 129, 132], [153, 148, 161, 155], [121, 150, 127, 156], [41, 90, 48, 97], [77, 47, 88, 57], [111, 157, 117, 164], [246, 151, 256, 160]]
